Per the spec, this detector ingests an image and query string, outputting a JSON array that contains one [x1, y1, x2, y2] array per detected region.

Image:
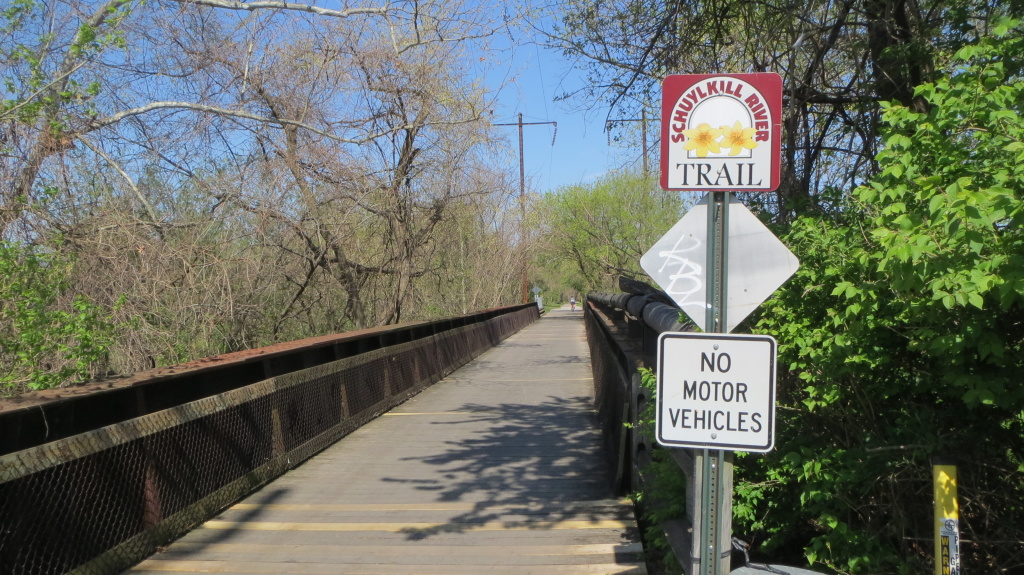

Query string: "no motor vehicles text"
[[665, 351, 767, 434], [667, 408, 763, 432]]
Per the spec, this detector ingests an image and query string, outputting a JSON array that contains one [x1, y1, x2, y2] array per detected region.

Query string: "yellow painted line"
[[159, 542, 643, 556], [512, 337, 586, 340], [446, 378, 591, 383], [132, 562, 327, 573], [200, 519, 632, 532], [230, 501, 633, 512], [132, 560, 646, 574], [382, 412, 474, 416], [505, 333, 585, 337], [232, 502, 479, 511]]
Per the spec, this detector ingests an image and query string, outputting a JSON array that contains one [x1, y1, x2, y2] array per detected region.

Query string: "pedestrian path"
[[128, 308, 646, 574]]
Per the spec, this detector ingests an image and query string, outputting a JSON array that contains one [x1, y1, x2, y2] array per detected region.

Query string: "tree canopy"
[[545, 0, 1023, 218], [0, 0, 530, 393], [742, 23, 1024, 572], [535, 170, 686, 295]]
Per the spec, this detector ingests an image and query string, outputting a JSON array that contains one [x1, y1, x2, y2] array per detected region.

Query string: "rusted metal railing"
[[0, 304, 538, 575], [584, 287, 716, 571]]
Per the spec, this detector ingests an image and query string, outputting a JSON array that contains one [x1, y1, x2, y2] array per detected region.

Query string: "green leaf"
[[967, 292, 984, 309]]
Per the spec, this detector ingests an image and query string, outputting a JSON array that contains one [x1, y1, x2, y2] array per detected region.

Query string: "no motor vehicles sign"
[[656, 332, 777, 452]]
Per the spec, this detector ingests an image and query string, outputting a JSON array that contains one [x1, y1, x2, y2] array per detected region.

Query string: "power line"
[[606, 108, 654, 176]]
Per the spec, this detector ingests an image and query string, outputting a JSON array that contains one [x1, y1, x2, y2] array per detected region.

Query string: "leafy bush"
[[632, 367, 689, 573], [0, 242, 117, 394], [738, 19, 1024, 573]]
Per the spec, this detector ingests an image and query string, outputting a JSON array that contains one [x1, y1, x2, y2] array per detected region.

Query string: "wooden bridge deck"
[[129, 308, 647, 575]]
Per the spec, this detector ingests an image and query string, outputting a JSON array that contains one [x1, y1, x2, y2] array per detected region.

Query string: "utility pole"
[[606, 108, 653, 176], [494, 113, 557, 303]]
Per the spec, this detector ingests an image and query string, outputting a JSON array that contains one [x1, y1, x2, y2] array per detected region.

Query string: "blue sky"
[[485, 32, 649, 194]]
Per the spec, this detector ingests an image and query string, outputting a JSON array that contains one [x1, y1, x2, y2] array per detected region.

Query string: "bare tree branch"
[[77, 136, 164, 235], [168, 0, 388, 19], [87, 101, 364, 142]]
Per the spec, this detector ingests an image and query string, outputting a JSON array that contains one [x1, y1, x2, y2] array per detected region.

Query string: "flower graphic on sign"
[[681, 123, 722, 157], [719, 121, 759, 156]]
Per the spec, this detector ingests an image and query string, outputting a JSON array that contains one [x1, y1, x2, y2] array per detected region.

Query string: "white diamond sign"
[[640, 195, 799, 332]]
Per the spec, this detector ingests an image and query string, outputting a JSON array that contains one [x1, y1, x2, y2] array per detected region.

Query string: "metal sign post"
[[701, 191, 730, 575], [655, 72, 786, 575]]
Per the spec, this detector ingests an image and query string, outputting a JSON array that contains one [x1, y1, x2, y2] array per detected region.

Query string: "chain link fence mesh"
[[0, 305, 538, 575]]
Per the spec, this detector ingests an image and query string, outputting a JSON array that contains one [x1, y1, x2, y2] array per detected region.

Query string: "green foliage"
[[0, 242, 117, 394], [631, 367, 688, 571], [735, 19, 1024, 573], [1, 0, 134, 127], [535, 170, 686, 294]]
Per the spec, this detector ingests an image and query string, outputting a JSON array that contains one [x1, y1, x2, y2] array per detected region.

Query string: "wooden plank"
[[154, 542, 642, 556], [132, 560, 646, 574], [199, 519, 634, 532], [143, 548, 642, 566], [228, 500, 632, 512], [177, 527, 637, 546]]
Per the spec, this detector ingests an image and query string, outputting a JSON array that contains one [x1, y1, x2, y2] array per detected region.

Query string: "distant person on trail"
[[570, 296, 576, 311]]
